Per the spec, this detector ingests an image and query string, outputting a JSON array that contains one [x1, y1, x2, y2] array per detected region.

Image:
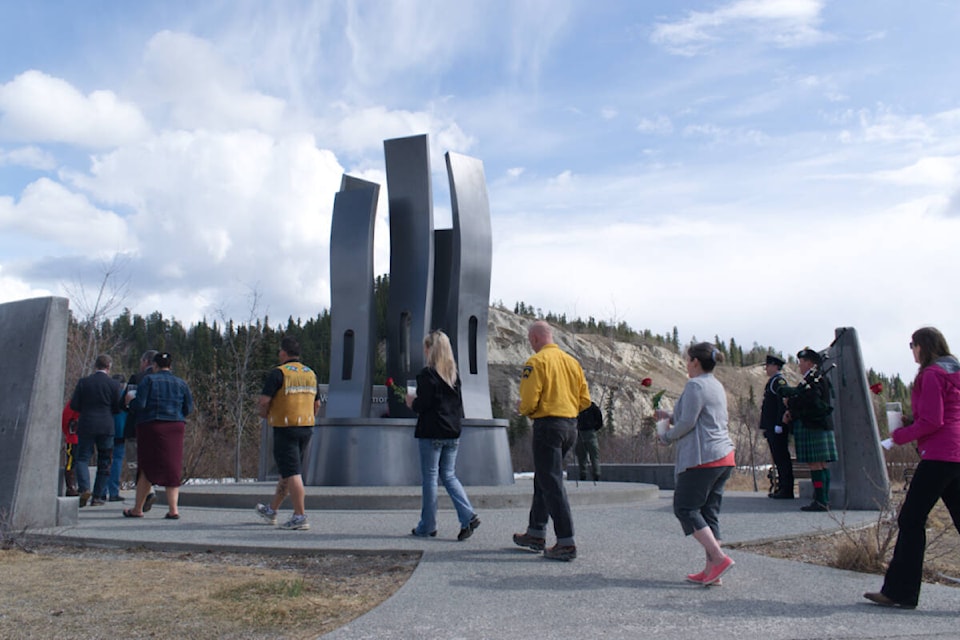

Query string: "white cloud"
[[0, 178, 134, 255], [547, 170, 574, 187], [681, 123, 770, 145], [136, 31, 287, 132], [0, 71, 149, 147], [872, 156, 960, 187], [331, 105, 475, 158], [0, 145, 57, 170], [58, 128, 346, 320], [0, 265, 53, 305], [637, 116, 673, 135], [651, 0, 827, 56]]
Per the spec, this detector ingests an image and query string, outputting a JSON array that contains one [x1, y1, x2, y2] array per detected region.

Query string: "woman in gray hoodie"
[[655, 342, 736, 586]]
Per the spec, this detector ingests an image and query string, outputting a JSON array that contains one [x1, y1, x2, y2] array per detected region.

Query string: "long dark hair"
[[912, 327, 952, 370], [688, 342, 724, 372]]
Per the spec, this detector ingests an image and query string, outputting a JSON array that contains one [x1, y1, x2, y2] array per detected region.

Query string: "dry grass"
[[0, 545, 418, 640], [727, 475, 960, 587]]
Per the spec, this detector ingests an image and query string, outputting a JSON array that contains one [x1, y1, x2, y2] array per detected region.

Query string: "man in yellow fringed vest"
[[255, 335, 320, 530]]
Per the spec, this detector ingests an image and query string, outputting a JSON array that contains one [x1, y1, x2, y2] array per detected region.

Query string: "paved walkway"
[[33, 481, 960, 639]]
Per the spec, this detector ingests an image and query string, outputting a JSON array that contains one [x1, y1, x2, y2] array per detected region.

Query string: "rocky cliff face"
[[486, 305, 777, 434]]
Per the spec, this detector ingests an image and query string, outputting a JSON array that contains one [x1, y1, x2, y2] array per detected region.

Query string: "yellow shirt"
[[518, 343, 591, 419]]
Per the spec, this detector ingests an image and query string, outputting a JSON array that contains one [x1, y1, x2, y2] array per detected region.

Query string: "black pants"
[[882, 459, 960, 606], [527, 417, 578, 545], [575, 430, 600, 480], [765, 430, 793, 495]]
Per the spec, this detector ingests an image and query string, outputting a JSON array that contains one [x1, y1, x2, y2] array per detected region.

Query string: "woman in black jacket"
[[406, 330, 481, 541]]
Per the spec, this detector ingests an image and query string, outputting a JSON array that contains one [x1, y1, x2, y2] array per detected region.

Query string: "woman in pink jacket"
[[865, 327, 960, 609]]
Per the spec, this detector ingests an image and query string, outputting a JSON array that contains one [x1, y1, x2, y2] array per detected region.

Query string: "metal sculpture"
[[296, 134, 513, 486]]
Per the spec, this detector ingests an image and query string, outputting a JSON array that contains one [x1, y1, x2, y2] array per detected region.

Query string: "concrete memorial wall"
[[0, 297, 73, 529], [823, 326, 890, 509]]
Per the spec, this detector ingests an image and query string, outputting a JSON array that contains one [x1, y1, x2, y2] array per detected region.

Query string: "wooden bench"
[[767, 459, 811, 495], [769, 461, 917, 494]]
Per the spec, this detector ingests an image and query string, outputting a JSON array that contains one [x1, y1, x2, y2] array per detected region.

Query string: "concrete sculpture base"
[[303, 419, 514, 487]]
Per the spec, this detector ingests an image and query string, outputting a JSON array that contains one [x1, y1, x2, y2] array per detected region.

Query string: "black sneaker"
[[544, 544, 577, 561], [800, 501, 829, 512], [458, 514, 481, 541], [512, 532, 546, 552]]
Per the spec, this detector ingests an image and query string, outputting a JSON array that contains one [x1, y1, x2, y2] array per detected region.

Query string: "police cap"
[[765, 354, 785, 367]]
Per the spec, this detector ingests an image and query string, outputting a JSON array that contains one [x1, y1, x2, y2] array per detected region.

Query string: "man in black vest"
[[70, 354, 122, 507], [760, 354, 793, 498]]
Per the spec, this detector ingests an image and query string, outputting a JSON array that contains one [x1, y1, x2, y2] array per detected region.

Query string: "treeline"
[[76, 274, 396, 388], [90, 308, 335, 385]]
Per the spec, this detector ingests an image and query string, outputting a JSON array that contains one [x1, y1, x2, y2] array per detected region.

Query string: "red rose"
[[641, 377, 652, 387], [870, 382, 883, 395], [386, 377, 394, 387]]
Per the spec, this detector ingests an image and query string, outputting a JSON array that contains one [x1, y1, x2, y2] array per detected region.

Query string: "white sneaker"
[[279, 514, 310, 530], [255, 503, 277, 525]]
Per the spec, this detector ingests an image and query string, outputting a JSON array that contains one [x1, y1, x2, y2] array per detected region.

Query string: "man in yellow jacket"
[[513, 320, 591, 561]]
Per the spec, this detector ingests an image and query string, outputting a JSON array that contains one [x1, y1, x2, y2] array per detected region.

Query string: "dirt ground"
[[0, 544, 418, 640], [725, 472, 960, 588]]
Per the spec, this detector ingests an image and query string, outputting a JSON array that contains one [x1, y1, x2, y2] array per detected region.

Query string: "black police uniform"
[[760, 356, 793, 498]]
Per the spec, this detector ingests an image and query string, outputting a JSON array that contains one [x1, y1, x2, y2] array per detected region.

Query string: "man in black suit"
[[760, 354, 793, 498], [70, 354, 122, 507]]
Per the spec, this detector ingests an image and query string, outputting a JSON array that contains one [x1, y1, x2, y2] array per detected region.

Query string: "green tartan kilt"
[[794, 423, 838, 463]]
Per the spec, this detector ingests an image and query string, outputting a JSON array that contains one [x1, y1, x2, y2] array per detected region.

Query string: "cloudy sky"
[[1, 1, 958, 379]]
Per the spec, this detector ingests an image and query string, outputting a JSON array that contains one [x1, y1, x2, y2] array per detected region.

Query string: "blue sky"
[[1, 1, 959, 379]]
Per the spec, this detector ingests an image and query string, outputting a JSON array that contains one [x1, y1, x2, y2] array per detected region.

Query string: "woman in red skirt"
[[123, 352, 194, 520]]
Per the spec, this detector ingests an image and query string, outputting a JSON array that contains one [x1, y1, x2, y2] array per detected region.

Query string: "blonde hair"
[[425, 330, 458, 388]]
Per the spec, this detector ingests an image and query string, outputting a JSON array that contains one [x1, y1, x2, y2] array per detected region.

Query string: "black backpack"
[[577, 402, 603, 431]]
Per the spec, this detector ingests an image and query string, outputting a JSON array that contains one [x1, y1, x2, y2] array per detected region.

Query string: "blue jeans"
[[107, 440, 126, 498], [528, 418, 578, 546], [415, 438, 475, 534], [75, 434, 113, 498]]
